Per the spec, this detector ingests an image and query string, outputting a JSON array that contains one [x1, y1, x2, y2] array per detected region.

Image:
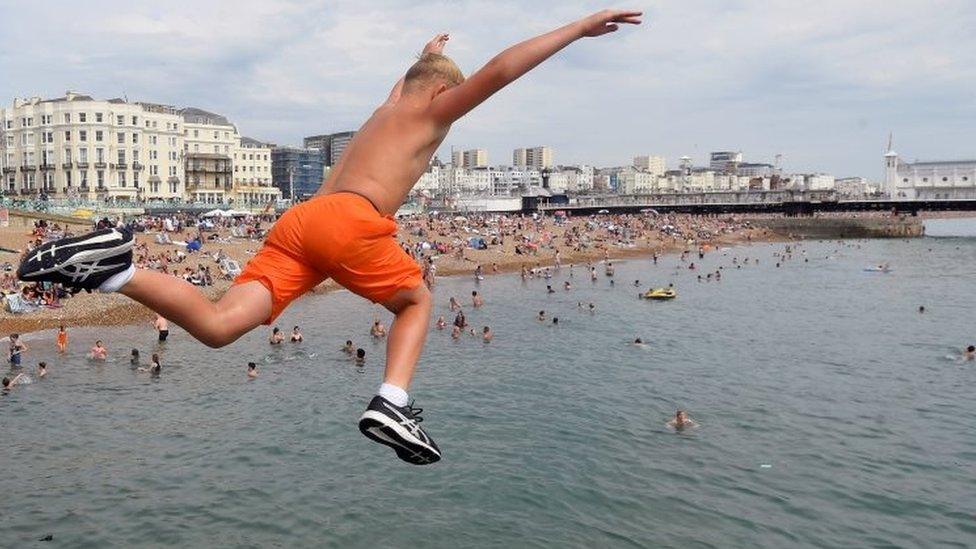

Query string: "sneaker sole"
[[19, 232, 132, 282], [358, 411, 441, 465]]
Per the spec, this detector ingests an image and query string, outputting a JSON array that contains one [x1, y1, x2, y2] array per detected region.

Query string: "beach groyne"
[[750, 217, 924, 239]]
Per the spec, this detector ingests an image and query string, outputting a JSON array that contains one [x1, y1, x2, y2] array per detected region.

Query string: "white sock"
[[98, 265, 136, 293], [378, 382, 409, 407]]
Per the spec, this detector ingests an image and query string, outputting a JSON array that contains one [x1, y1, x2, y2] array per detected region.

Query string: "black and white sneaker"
[[17, 228, 134, 291], [359, 396, 441, 465]]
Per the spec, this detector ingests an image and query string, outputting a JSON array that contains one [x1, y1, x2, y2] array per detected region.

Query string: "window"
[[132, 133, 138, 144], [132, 116, 138, 125], [96, 148, 104, 163], [79, 113, 87, 123], [902, 178, 909, 183], [150, 135, 157, 145], [44, 172, 54, 189], [21, 117, 33, 127], [119, 172, 127, 187], [41, 114, 52, 125], [65, 130, 71, 141], [943, 177, 949, 182], [66, 171, 72, 187], [95, 130, 103, 142], [95, 113, 103, 123], [133, 150, 140, 163], [133, 172, 139, 188], [64, 113, 71, 123], [42, 150, 53, 165], [79, 130, 87, 142], [213, 131, 219, 139], [118, 150, 126, 165], [117, 132, 125, 144], [194, 129, 199, 138], [117, 115, 124, 125], [79, 148, 89, 163], [42, 131, 54, 144], [80, 171, 88, 187], [97, 170, 105, 188], [64, 149, 71, 163]]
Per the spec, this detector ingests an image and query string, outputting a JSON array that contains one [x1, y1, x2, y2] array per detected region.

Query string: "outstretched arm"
[[386, 33, 451, 104], [429, 9, 641, 123]]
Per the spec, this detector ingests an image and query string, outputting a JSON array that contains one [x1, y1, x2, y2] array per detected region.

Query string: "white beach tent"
[[201, 209, 231, 218]]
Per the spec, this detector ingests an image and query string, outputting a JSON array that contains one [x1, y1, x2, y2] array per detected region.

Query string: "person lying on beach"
[[16, 9, 642, 465], [667, 410, 698, 431]]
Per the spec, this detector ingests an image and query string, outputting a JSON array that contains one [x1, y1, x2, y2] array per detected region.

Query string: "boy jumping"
[[17, 9, 642, 465]]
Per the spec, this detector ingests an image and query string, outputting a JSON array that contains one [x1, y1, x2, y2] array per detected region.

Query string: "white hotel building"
[[1, 92, 185, 200], [884, 150, 976, 200]]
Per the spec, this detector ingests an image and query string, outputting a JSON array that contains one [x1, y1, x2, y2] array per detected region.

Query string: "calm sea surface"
[[2, 223, 975, 547]]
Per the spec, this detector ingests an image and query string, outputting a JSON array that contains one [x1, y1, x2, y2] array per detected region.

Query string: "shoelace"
[[405, 401, 424, 423]]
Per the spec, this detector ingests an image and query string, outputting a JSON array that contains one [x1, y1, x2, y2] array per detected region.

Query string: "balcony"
[[20, 165, 37, 172], [115, 163, 128, 170], [132, 162, 144, 171], [94, 162, 107, 169], [40, 163, 56, 171], [2, 167, 14, 174], [62, 162, 73, 169], [76, 161, 90, 169]]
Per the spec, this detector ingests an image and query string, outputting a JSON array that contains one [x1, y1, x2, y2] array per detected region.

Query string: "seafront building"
[[233, 137, 280, 205], [451, 148, 488, 169], [1, 93, 185, 201], [271, 146, 326, 199], [884, 149, 976, 200]]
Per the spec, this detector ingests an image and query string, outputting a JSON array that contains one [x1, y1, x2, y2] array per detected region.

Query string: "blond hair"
[[404, 53, 464, 91]]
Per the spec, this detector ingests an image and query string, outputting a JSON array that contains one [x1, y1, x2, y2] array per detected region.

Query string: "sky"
[[1, 0, 974, 179]]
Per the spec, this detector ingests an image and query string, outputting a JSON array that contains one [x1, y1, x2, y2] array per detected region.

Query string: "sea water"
[[1, 233, 975, 547]]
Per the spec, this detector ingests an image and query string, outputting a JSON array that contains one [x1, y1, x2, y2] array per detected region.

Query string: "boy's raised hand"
[[578, 9, 642, 37], [423, 33, 449, 55]]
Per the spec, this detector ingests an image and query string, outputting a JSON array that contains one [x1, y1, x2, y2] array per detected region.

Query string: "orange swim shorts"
[[234, 192, 423, 324]]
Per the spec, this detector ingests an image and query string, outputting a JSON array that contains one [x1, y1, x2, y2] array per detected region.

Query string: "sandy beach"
[[1, 211, 785, 335]]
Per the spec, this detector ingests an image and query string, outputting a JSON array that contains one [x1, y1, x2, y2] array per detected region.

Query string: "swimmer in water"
[[564, 281, 571, 291], [2, 373, 27, 390], [130, 349, 141, 366], [666, 410, 698, 430], [248, 362, 259, 378], [449, 296, 461, 311], [37, 362, 47, 378], [482, 326, 493, 342], [918, 306, 925, 314], [8, 333, 27, 368], [964, 345, 975, 361], [451, 325, 461, 339], [633, 338, 646, 346], [355, 348, 366, 365], [342, 340, 355, 354], [370, 319, 387, 338], [269, 327, 284, 345], [56, 325, 68, 353], [537, 310, 546, 321], [546, 285, 555, 294], [435, 316, 446, 330], [154, 314, 170, 342], [150, 354, 161, 375], [90, 340, 107, 360], [552, 317, 559, 326], [290, 325, 303, 342], [471, 290, 483, 308]]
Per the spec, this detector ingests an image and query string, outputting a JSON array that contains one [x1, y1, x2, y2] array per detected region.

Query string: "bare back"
[[320, 100, 449, 215]]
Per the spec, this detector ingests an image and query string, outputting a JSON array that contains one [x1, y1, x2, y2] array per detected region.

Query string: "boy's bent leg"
[[379, 283, 432, 391], [121, 269, 271, 348]]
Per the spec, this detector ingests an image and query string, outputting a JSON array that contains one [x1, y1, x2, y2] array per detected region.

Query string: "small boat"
[[642, 288, 677, 300]]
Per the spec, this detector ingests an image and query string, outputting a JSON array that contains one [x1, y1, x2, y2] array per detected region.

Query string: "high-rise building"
[[513, 146, 553, 170], [0, 92, 185, 201], [303, 131, 356, 167], [633, 155, 666, 177], [452, 148, 487, 168], [272, 146, 326, 199]]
